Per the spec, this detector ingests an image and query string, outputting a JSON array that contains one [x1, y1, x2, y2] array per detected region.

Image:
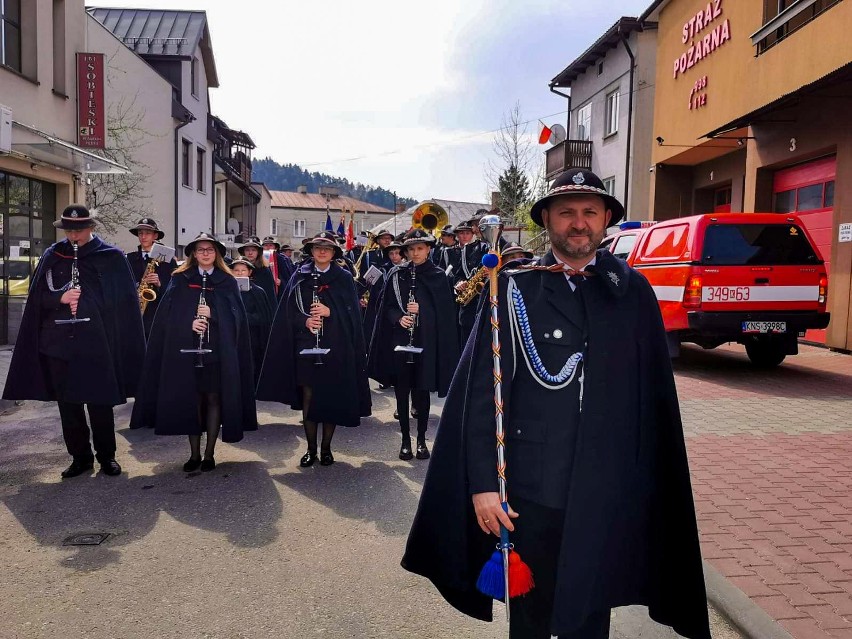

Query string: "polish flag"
[[538, 121, 553, 145]]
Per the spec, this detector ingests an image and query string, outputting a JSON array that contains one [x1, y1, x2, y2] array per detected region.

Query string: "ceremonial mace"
[[475, 215, 534, 625]]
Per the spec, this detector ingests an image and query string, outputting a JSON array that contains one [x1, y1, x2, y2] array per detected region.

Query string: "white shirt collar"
[[315, 263, 331, 273], [198, 266, 213, 276], [553, 253, 596, 291]]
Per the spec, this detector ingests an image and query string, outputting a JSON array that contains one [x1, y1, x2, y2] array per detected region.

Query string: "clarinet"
[[55, 241, 91, 329], [310, 267, 325, 365], [180, 272, 213, 367], [404, 262, 418, 364]]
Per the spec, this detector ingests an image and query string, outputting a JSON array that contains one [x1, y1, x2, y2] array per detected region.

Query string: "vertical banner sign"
[[77, 53, 106, 149]]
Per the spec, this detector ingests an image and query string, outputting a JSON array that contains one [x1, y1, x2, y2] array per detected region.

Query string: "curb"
[[704, 560, 795, 639]]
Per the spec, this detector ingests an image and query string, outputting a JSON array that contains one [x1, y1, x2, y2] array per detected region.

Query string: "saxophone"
[[138, 258, 158, 313], [455, 267, 488, 306]]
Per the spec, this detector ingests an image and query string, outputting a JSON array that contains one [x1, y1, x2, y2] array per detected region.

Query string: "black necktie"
[[569, 274, 584, 293]]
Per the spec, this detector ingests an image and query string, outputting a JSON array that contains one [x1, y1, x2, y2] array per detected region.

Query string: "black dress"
[[241, 282, 273, 385]]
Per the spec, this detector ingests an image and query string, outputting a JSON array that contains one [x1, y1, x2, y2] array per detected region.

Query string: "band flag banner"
[[77, 53, 106, 149], [345, 215, 355, 251]]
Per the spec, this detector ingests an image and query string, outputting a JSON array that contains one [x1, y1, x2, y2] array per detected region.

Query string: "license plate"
[[742, 321, 787, 334], [704, 286, 750, 302]]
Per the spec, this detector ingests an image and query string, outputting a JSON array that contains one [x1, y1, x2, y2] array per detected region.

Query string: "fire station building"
[[643, 0, 852, 351]]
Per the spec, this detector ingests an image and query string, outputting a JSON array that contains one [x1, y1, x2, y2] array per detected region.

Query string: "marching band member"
[[257, 231, 371, 467], [262, 235, 295, 296], [402, 170, 710, 639], [368, 230, 459, 461], [238, 236, 277, 309], [230, 258, 274, 385], [126, 218, 177, 338], [3, 205, 145, 478], [431, 224, 460, 275], [453, 221, 487, 347], [131, 233, 257, 472]]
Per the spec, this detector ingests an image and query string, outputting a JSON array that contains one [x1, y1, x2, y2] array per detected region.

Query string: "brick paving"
[[677, 343, 852, 638]]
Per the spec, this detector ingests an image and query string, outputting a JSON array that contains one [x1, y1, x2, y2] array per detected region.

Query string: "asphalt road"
[[0, 363, 740, 638]]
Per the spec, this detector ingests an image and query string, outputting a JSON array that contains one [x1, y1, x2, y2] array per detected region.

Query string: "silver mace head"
[[479, 214, 504, 248]]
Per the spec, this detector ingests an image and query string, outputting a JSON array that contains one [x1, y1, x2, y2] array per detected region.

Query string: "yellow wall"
[[651, 0, 852, 165]]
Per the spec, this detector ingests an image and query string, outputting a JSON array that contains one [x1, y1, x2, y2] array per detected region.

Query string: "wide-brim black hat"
[[454, 221, 474, 233], [185, 232, 226, 257], [238, 236, 263, 255], [53, 204, 97, 230], [530, 168, 625, 228], [280, 244, 293, 251], [440, 224, 455, 236], [304, 231, 343, 259], [401, 229, 436, 251], [382, 241, 404, 257], [260, 235, 280, 249], [130, 217, 165, 240], [230, 257, 256, 271], [374, 230, 394, 241], [501, 242, 534, 261]]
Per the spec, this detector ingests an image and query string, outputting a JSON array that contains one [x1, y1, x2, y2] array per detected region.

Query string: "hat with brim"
[[261, 236, 281, 249], [238, 236, 263, 256], [440, 224, 455, 236], [230, 257, 256, 271], [130, 217, 165, 240], [382, 241, 404, 257], [53, 204, 97, 230], [304, 231, 343, 259], [374, 230, 394, 241], [454, 221, 474, 233], [280, 244, 293, 251], [501, 242, 534, 261], [530, 168, 625, 228], [401, 229, 436, 253], [185, 232, 226, 257]]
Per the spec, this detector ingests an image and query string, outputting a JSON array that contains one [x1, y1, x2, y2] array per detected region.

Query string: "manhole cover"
[[62, 533, 110, 546]]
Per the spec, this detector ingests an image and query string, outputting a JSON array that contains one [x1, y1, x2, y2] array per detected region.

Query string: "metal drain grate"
[[62, 533, 110, 546]]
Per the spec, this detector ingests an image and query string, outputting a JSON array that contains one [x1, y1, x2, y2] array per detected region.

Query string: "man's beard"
[[548, 228, 606, 260]]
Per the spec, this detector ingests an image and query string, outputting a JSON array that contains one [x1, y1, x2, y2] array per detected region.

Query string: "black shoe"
[[183, 457, 202, 472], [61, 460, 94, 479], [399, 439, 414, 461], [200, 457, 216, 472], [319, 450, 334, 466], [100, 459, 122, 476], [415, 440, 430, 460], [300, 451, 318, 467]]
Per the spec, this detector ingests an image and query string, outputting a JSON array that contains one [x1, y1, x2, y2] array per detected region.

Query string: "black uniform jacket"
[[3, 237, 145, 405], [367, 261, 460, 396], [126, 247, 177, 337], [251, 263, 278, 310], [431, 242, 460, 276], [401, 250, 710, 639], [256, 261, 371, 427], [241, 283, 273, 384], [130, 267, 257, 443], [274, 253, 295, 297]]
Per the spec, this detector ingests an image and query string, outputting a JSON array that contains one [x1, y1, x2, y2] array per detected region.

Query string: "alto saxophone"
[[138, 258, 158, 313], [455, 267, 488, 306]]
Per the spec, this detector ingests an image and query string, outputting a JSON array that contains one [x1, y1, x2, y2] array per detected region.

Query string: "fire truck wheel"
[[745, 338, 787, 368]]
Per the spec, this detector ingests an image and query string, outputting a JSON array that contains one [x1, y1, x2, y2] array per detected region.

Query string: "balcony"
[[545, 140, 593, 179]]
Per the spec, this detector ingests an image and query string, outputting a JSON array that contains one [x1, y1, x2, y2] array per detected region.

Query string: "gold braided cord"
[[516, 263, 595, 277]]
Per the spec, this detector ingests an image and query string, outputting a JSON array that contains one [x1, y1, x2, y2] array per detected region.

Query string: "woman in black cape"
[[131, 233, 257, 471], [230, 258, 273, 385], [367, 229, 460, 461], [238, 236, 277, 310], [256, 231, 371, 467]]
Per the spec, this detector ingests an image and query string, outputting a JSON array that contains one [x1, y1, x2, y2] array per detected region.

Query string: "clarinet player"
[[131, 233, 257, 471], [3, 205, 145, 478]]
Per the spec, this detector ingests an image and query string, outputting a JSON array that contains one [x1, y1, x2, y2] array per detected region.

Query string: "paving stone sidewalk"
[[678, 343, 852, 638]]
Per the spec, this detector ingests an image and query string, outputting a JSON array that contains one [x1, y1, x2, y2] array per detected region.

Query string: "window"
[[181, 138, 192, 187], [52, 0, 65, 94], [293, 219, 306, 237], [612, 234, 638, 261], [702, 224, 818, 266], [270, 219, 278, 235], [756, 0, 841, 53], [643, 224, 690, 261], [196, 147, 205, 192], [597, 62, 604, 76], [603, 177, 616, 196], [773, 181, 834, 213], [605, 90, 619, 136], [191, 57, 198, 97], [576, 103, 591, 141], [1, 0, 22, 72]]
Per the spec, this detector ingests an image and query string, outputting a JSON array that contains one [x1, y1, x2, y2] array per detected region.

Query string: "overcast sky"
[[87, 0, 645, 202]]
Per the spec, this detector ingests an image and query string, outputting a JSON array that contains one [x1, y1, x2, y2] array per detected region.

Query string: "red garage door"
[[773, 156, 835, 344]]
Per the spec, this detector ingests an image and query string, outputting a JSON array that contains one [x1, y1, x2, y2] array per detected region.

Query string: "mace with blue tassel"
[[475, 215, 535, 625]]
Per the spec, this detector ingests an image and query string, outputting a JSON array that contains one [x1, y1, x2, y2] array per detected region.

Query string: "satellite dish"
[[227, 218, 240, 235], [549, 123, 566, 145]]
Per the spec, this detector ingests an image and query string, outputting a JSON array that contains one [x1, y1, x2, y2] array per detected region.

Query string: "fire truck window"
[[643, 225, 688, 260], [797, 184, 824, 212], [612, 234, 637, 260], [702, 224, 819, 266], [773, 189, 795, 213]]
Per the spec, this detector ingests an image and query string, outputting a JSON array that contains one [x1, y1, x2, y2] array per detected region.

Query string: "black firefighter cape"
[[401, 250, 710, 639], [130, 267, 257, 442], [241, 282, 273, 385], [367, 260, 460, 396], [126, 247, 177, 337], [3, 237, 145, 405], [256, 261, 371, 427]]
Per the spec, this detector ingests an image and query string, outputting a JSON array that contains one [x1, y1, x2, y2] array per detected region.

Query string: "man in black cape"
[[130, 233, 257, 444], [430, 224, 460, 275], [230, 258, 274, 385], [3, 205, 145, 478], [125, 217, 177, 337], [256, 231, 371, 430], [401, 169, 710, 639], [367, 229, 460, 460]]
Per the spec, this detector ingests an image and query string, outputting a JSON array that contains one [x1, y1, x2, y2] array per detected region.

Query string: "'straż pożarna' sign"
[[77, 53, 105, 149]]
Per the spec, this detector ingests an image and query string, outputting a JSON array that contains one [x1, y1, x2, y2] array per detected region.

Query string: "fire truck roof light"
[[619, 221, 658, 230]]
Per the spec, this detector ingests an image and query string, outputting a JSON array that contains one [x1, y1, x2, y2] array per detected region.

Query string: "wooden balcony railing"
[[545, 140, 593, 179]]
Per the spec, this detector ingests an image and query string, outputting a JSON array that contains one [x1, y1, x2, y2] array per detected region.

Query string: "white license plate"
[[742, 321, 787, 334], [704, 286, 751, 302]]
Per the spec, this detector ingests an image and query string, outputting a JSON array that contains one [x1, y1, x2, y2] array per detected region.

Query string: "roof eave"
[[550, 17, 642, 89]]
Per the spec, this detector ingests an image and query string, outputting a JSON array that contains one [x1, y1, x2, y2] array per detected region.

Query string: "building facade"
[[546, 17, 658, 219], [644, 0, 852, 350]]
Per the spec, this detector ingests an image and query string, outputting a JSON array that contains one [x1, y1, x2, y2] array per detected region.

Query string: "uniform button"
[[553, 329, 563, 339], [543, 333, 550, 338], [516, 429, 522, 435]]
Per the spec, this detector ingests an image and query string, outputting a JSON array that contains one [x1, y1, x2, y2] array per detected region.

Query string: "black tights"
[[188, 393, 221, 460], [394, 372, 430, 441], [301, 386, 336, 453]]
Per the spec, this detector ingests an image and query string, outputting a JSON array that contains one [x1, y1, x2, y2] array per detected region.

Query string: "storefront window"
[[7, 175, 28, 207], [797, 183, 825, 211], [9, 214, 28, 236], [773, 189, 796, 213]]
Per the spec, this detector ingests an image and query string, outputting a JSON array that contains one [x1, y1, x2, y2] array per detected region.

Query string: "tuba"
[[411, 202, 449, 236]]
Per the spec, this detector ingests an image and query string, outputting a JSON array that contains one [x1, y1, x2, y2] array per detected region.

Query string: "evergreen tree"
[[497, 163, 531, 223]]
